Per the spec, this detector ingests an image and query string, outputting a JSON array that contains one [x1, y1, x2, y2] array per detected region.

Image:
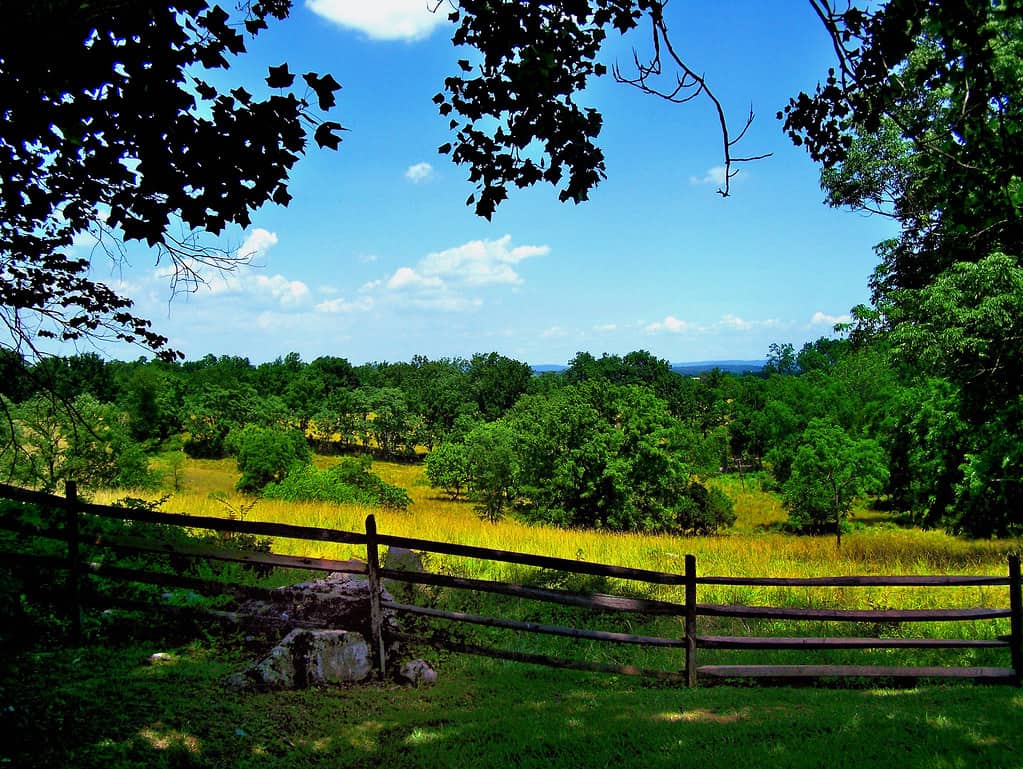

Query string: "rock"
[[382, 547, 424, 573], [398, 658, 437, 686], [236, 572, 400, 658], [226, 629, 372, 691], [381, 547, 424, 603]]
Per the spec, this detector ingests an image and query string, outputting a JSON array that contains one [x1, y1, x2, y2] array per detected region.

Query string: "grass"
[[113, 454, 1019, 591], [2, 639, 1021, 769], [86, 454, 1022, 667], [5, 453, 1018, 768]]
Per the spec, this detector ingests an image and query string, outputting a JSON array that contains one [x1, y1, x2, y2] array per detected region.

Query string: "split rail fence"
[[0, 482, 1020, 686]]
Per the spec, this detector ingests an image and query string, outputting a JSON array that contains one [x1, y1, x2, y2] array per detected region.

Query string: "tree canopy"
[[0, 0, 342, 360]]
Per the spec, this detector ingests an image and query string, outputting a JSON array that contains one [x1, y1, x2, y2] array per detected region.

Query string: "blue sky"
[[84, 1, 895, 366]]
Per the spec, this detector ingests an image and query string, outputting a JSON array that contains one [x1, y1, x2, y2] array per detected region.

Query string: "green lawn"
[[3, 638, 1021, 769]]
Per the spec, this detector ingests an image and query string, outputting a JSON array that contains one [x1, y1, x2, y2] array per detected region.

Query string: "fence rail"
[[0, 481, 1020, 686]]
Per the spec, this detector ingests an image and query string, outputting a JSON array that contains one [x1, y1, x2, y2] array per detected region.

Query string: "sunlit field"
[[93, 453, 1021, 596], [85, 452, 1022, 674]]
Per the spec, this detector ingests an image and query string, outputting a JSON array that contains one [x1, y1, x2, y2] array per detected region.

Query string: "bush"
[[230, 425, 311, 493], [675, 482, 736, 535], [262, 456, 412, 510]]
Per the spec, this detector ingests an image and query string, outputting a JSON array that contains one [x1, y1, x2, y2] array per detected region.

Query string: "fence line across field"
[[0, 481, 1019, 686]]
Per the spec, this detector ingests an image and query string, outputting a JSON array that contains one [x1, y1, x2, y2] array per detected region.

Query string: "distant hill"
[[671, 360, 766, 376], [531, 361, 766, 376]]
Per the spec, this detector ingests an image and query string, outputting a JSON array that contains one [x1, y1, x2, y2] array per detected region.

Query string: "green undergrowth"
[[2, 633, 1020, 769]]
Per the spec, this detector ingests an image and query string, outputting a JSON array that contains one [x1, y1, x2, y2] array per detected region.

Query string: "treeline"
[[0, 336, 1015, 538]]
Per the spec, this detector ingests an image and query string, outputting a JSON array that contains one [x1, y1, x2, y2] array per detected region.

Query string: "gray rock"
[[236, 572, 399, 658], [226, 629, 372, 691], [398, 658, 437, 686], [381, 547, 424, 603]]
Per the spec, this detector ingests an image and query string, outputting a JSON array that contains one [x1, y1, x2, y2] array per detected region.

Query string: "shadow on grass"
[[3, 637, 1020, 769]]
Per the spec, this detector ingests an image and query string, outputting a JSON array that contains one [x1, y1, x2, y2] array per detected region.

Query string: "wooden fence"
[[0, 482, 1020, 686]]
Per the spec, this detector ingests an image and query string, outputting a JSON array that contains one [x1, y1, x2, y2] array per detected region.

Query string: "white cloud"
[[593, 323, 617, 333], [418, 234, 548, 287], [238, 228, 278, 261], [810, 311, 851, 327], [306, 0, 450, 41], [542, 326, 569, 338], [718, 313, 753, 331], [370, 235, 549, 312], [690, 166, 728, 186], [645, 313, 782, 335], [252, 274, 310, 307], [386, 266, 443, 290], [646, 315, 698, 334], [315, 296, 374, 313], [405, 162, 434, 183]]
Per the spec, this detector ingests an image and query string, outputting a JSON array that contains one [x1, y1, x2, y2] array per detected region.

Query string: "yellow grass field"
[[89, 453, 1021, 619]]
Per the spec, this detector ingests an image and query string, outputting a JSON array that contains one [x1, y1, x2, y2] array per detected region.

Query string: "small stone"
[[398, 659, 437, 686]]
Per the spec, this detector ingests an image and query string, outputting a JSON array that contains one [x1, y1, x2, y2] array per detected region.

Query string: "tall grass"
[[71, 451, 1023, 682], [106, 454, 1019, 578]]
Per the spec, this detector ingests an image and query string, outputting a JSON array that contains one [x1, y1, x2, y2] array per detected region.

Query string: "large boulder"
[[236, 572, 400, 658], [226, 628, 372, 691]]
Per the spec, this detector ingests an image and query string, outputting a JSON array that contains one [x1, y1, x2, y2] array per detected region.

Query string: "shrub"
[[230, 425, 311, 493], [675, 482, 736, 535], [262, 456, 412, 510]]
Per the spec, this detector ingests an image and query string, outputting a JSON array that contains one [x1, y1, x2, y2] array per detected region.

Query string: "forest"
[[0, 331, 1014, 542]]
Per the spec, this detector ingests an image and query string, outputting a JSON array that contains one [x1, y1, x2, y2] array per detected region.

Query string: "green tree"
[[464, 421, 520, 523], [784, 2, 1023, 534], [468, 353, 533, 421], [505, 382, 733, 533], [3, 393, 155, 491], [425, 441, 472, 500], [783, 419, 888, 547], [231, 424, 310, 493]]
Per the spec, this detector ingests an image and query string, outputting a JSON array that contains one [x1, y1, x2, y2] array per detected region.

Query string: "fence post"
[[365, 514, 387, 678], [65, 480, 81, 644], [685, 554, 697, 687], [1009, 553, 1021, 686]]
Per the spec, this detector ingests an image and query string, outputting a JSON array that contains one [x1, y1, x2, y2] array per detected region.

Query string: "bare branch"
[[612, 11, 771, 197]]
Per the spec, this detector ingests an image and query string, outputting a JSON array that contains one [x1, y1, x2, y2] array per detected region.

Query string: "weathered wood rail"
[[0, 482, 1020, 686]]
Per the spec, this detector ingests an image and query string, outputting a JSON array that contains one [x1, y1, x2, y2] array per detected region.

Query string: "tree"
[[782, 1, 1023, 534], [2, 393, 155, 492], [502, 381, 733, 533], [782, 419, 888, 547], [783, 2, 1022, 300], [1, 1, 343, 361], [439, 1, 771, 218], [231, 424, 310, 493], [464, 421, 520, 523], [425, 441, 472, 501], [467, 353, 533, 421]]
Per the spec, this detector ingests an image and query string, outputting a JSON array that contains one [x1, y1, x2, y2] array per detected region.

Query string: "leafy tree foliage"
[[424, 440, 472, 500], [1, 1, 342, 360], [783, 419, 888, 546], [230, 424, 310, 493], [429, 381, 735, 534], [262, 456, 411, 510], [784, 1, 1023, 535], [1, 394, 155, 491], [467, 352, 533, 421], [463, 421, 521, 523]]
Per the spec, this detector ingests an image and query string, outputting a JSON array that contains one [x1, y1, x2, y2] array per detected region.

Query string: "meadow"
[[89, 454, 1021, 664], [6, 454, 1018, 769]]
